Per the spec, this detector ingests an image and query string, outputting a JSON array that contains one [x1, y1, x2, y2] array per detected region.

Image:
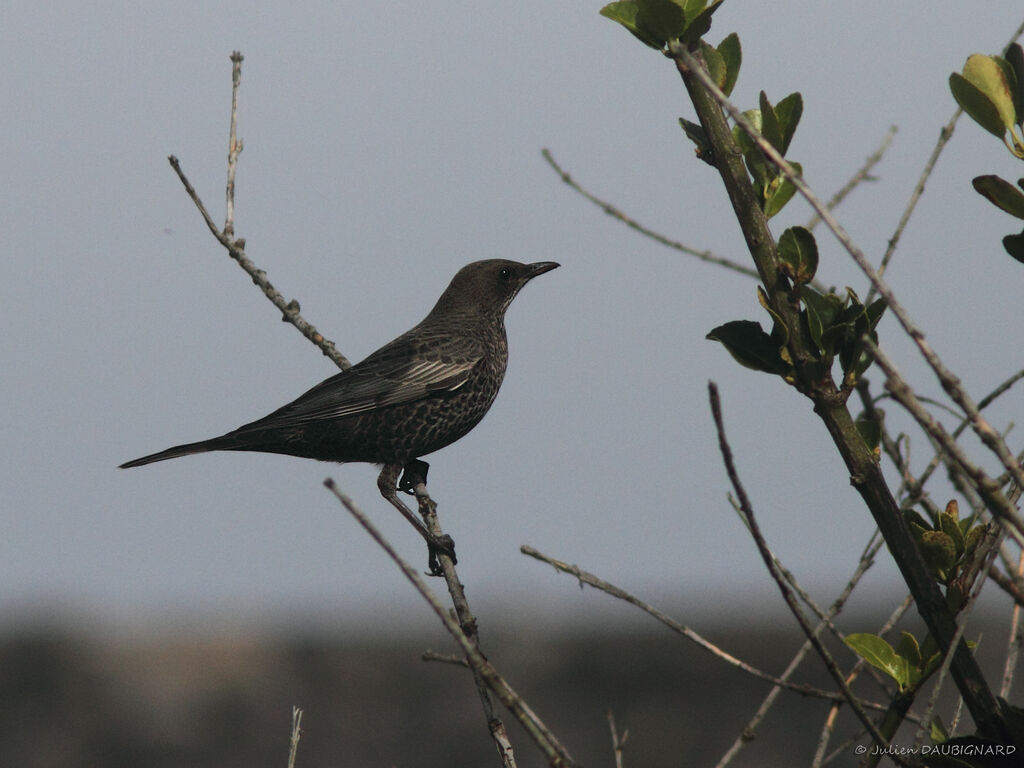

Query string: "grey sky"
[[3, 1, 1022, 634]]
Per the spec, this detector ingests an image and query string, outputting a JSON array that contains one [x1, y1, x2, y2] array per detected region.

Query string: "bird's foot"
[[427, 533, 457, 575], [398, 459, 430, 495]]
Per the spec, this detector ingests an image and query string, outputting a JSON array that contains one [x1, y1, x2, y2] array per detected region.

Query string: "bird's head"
[[430, 259, 560, 320]]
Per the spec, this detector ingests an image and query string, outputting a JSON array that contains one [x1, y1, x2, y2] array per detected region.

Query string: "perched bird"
[[121, 259, 559, 570]]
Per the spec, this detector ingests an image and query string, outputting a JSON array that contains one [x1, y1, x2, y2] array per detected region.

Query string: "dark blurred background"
[[1, 607, 1016, 767]]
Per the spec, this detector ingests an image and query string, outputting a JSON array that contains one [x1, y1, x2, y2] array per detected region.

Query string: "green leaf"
[[700, 41, 728, 93], [951, 53, 1020, 138], [964, 53, 1018, 131], [680, 0, 725, 43], [904, 508, 933, 532], [1004, 230, 1024, 263], [845, 633, 911, 689], [972, 175, 1024, 219], [896, 632, 922, 668], [706, 320, 790, 375], [716, 32, 741, 97], [679, 117, 713, 163], [778, 226, 818, 284], [921, 530, 957, 577], [734, 110, 768, 185], [930, 716, 949, 744], [938, 510, 966, 556], [800, 287, 840, 353], [963, 524, 984, 558], [600, 0, 684, 50], [865, 297, 887, 331], [855, 418, 881, 452], [763, 161, 801, 218], [775, 92, 803, 155], [758, 91, 784, 153], [757, 286, 789, 345], [950, 71, 1007, 138], [1007, 43, 1024, 124]]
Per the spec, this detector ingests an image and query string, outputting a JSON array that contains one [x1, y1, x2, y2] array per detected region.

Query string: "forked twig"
[[326, 480, 576, 768], [167, 55, 350, 370]]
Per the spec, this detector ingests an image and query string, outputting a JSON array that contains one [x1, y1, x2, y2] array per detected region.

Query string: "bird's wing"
[[242, 337, 483, 428]]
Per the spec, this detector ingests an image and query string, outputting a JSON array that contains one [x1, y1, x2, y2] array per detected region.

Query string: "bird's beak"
[[526, 261, 560, 278]]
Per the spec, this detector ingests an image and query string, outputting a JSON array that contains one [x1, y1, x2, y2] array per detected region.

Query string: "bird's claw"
[[427, 533, 457, 575], [398, 460, 430, 495]]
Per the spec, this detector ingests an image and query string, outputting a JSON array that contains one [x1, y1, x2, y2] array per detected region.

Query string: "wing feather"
[[236, 334, 484, 431]]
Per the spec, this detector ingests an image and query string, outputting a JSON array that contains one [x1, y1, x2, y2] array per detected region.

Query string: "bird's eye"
[[499, 267, 512, 281]]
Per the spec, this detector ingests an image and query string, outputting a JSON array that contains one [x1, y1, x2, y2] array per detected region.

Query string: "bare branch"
[[225, 51, 243, 237], [865, 339, 1024, 539], [422, 650, 470, 667], [607, 710, 628, 768], [869, 111, 958, 299], [719, 534, 896, 768], [287, 706, 302, 768], [325, 480, 577, 768], [541, 148, 759, 278], [1001, 549, 1024, 697], [521, 545, 890, 712], [706, 382, 903, 761], [167, 56, 351, 370]]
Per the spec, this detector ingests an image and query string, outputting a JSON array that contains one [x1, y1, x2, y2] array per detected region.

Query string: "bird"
[[121, 259, 560, 572]]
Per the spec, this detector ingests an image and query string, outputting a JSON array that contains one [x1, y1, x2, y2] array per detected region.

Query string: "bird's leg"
[[377, 463, 456, 574]]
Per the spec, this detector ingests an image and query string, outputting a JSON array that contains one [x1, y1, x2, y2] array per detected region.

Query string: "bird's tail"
[[119, 437, 231, 469]]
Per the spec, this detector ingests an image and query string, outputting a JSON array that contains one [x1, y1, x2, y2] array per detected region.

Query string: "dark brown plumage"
[[120, 259, 559, 570]]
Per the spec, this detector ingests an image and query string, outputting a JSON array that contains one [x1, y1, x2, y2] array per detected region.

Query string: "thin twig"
[[717, 532, 889, 768], [608, 710, 628, 768], [167, 55, 350, 370], [869, 111, 958, 300], [522, 544, 890, 712], [287, 706, 302, 768], [1001, 549, 1024, 697], [865, 339, 1024, 539], [225, 51, 243, 237], [406, 480, 521, 768], [989, 561, 1024, 608], [422, 650, 470, 667], [325, 480, 577, 768], [900, 368, 1024, 510], [541, 148, 759, 278], [706, 382, 903, 762], [806, 125, 897, 232]]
